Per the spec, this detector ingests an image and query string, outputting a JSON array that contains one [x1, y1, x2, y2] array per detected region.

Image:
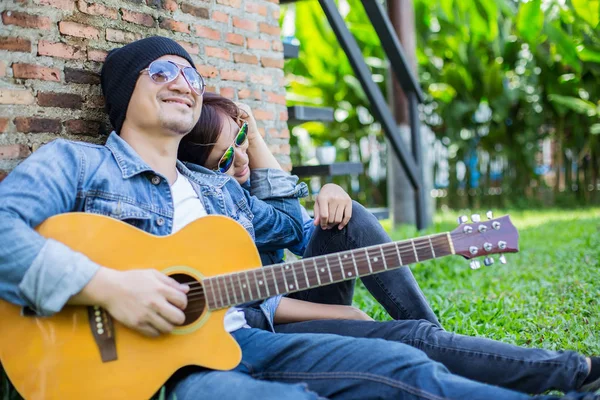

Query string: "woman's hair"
[[178, 92, 245, 167]]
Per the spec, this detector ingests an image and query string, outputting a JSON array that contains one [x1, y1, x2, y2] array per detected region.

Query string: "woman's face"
[[205, 114, 250, 185]]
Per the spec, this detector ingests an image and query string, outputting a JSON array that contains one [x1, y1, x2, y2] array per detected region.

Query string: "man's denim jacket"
[[0, 132, 307, 331]]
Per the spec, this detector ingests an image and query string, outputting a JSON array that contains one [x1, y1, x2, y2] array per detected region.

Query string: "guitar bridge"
[[87, 305, 118, 363]]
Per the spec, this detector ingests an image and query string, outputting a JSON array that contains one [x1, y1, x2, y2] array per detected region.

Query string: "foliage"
[[283, 0, 600, 207]]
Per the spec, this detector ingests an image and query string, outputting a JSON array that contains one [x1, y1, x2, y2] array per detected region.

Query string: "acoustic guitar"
[[0, 212, 518, 400]]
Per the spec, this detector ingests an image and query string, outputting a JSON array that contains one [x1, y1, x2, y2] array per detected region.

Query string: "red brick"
[[195, 26, 220, 40], [106, 28, 141, 43], [159, 18, 189, 33], [265, 91, 286, 105], [220, 69, 246, 81], [259, 23, 280, 36], [245, 2, 268, 16], [13, 64, 60, 82], [212, 11, 228, 23], [269, 128, 290, 139], [216, 0, 241, 7], [247, 38, 270, 50], [206, 47, 230, 60], [272, 40, 284, 52], [233, 17, 257, 32], [220, 87, 235, 99], [0, 37, 31, 52], [272, 8, 280, 19], [0, 89, 35, 104], [233, 53, 258, 65], [64, 67, 100, 84], [181, 3, 209, 18], [261, 57, 284, 69], [35, 0, 74, 10], [205, 85, 217, 93], [253, 110, 274, 121], [0, 62, 5, 77], [162, 0, 178, 11], [1, 11, 52, 29], [14, 118, 61, 133], [265, 0, 279, 3], [88, 48, 108, 62], [268, 144, 290, 155], [59, 21, 100, 40], [177, 41, 199, 55], [226, 33, 244, 46], [238, 89, 261, 100], [38, 92, 83, 109], [250, 74, 273, 85], [0, 171, 7, 182], [38, 41, 86, 60], [0, 118, 8, 132], [121, 9, 155, 27], [279, 111, 288, 121], [65, 119, 100, 136], [86, 95, 105, 109], [0, 144, 31, 159], [77, 0, 118, 19], [197, 64, 218, 79]]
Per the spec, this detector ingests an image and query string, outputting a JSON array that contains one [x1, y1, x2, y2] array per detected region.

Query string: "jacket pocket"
[[84, 195, 152, 229]]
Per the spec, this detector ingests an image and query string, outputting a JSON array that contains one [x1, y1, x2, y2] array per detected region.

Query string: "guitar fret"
[[297, 259, 309, 289], [395, 242, 403, 266], [412, 240, 419, 262], [364, 248, 373, 273], [270, 267, 282, 295], [380, 245, 388, 270], [350, 252, 359, 276], [244, 271, 254, 300], [262, 269, 270, 297], [221, 276, 232, 306], [253, 269, 262, 299], [229, 275, 239, 305], [338, 253, 352, 278], [280, 266, 290, 291], [215, 277, 224, 308], [236, 274, 247, 303], [428, 235, 436, 258], [313, 258, 322, 285], [205, 279, 218, 309], [324, 257, 334, 282], [290, 264, 299, 291]]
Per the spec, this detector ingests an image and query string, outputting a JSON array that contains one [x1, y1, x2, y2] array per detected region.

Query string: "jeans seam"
[[252, 371, 450, 400], [369, 272, 415, 319], [409, 338, 579, 367]]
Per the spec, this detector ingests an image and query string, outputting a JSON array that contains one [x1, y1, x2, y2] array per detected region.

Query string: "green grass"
[[354, 208, 600, 355], [2, 208, 599, 399]]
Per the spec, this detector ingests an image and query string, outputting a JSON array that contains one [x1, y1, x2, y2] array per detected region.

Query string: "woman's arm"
[[273, 296, 374, 324], [236, 103, 281, 170]]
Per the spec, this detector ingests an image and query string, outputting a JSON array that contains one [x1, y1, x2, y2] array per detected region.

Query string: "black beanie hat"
[[100, 36, 196, 134]]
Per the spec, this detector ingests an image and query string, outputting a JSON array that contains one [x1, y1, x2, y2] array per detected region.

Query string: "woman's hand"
[[235, 102, 261, 145], [313, 184, 353, 230], [274, 297, 375, 324]]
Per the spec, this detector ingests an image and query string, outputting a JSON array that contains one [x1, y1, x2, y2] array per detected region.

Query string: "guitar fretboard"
[[203, 233, 453, 310]]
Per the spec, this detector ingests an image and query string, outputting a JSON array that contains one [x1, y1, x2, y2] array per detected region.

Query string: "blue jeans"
[[280, 202, 589, 394], [169, 327, 595, 400]]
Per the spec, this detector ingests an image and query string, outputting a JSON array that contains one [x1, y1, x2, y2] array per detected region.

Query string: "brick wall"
[[0, 0, 291, 182]]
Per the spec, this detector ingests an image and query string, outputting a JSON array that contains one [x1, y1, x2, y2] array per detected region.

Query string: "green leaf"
[[548, 94, 598, 116], [577, 45, 600, 63], [516, 0, 543, 44], [428, 83, 457, 103], [544, 23, 581, 73], [591, 123, 600, 135], [572, 0, 599, 28]]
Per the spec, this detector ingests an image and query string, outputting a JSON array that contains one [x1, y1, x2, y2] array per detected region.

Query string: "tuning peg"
[[486, 210, 493, 219], [499, 254, 507, 264], [483, 257, 494, 266], [471, 214, 481, 222], [458, 215, 468, 224], [469, 260, 481, 270]]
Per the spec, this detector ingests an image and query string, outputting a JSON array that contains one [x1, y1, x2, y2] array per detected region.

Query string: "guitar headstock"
[[450, 211, 519, 269]]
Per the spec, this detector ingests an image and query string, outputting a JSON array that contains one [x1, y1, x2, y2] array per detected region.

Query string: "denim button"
[[156, 217, 165, 226], [151, 176, 161, 185]]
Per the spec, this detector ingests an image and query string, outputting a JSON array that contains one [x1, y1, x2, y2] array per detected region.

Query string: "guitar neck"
[[203, 233, 455, 310]]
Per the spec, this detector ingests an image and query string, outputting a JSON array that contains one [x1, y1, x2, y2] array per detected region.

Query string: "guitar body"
[[0, 213, 262, 400]]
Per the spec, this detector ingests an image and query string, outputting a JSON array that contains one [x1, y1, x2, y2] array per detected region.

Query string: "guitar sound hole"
[[170, 273, 206, 326]]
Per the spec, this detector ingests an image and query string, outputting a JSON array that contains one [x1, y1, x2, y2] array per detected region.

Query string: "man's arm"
[[274, 297, 373, 324], [0, 140, 188, 336]]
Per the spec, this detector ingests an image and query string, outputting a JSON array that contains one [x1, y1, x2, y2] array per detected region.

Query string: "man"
[[0, 36, 596, 400]]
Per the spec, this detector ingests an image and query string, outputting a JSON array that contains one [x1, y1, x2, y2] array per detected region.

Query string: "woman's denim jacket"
[[0, 133, 307, 331]]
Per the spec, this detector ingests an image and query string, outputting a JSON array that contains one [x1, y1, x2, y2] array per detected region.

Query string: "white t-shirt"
[[171, 170, 249, 333]]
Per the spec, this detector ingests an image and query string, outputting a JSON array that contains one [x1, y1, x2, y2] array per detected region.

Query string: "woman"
[[178, 93, 600, 395]]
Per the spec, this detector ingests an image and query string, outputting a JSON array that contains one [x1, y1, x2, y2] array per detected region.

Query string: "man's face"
[[125, 55, 203, 136]]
